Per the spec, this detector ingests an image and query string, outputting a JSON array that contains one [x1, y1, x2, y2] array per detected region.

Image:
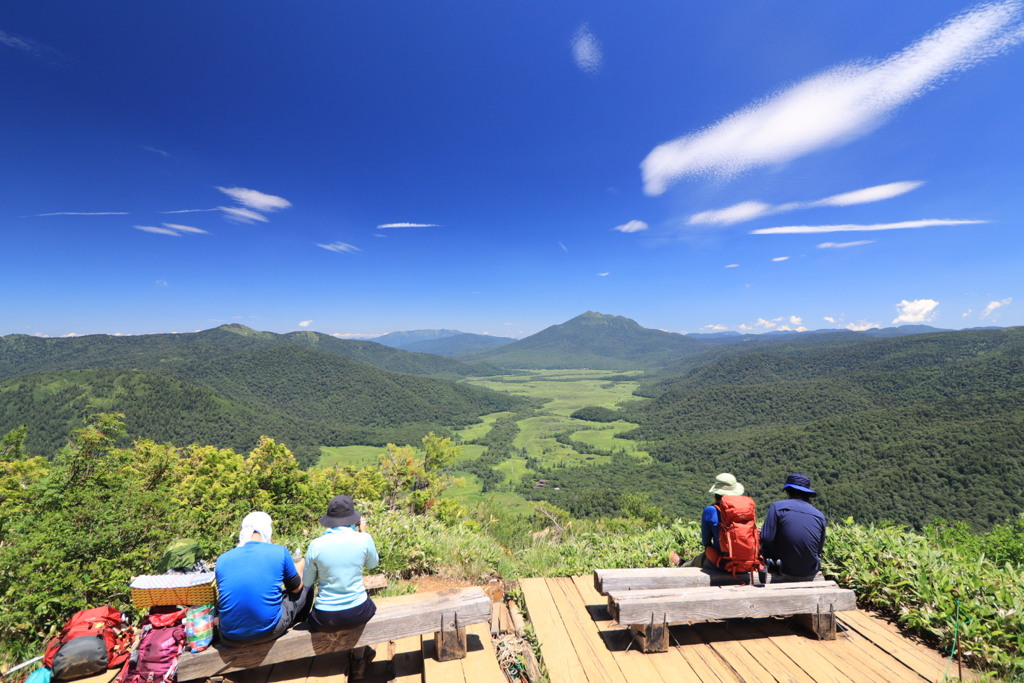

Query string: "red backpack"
[[716, 495, 761, 575], [43, 606, 134, 681], [118, 609, 187, 683]]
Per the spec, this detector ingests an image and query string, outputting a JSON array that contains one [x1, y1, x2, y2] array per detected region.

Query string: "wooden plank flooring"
[[201, 576, 977, 682], [521, 577, 977, 683]]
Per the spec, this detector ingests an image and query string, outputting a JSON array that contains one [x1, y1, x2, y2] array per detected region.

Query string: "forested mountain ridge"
[[0, 335, 531, 466], [400, 333, 517, 356], [0, 324, 498, 381], [460, 311, 709, 370], [527, 327, 1024, 528]]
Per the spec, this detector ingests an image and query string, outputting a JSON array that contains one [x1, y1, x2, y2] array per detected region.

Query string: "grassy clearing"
[[318, 445, 382, 468], [315, 369, 650, 512], [442, 370, 651, 508]]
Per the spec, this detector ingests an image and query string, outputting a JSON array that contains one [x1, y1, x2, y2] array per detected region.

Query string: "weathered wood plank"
[[519, 577, 590, 683], [610, 585, 856, 625], [692, 622, 778, 682], [594, 567, 712, 594], [568, 575, 669, 683], [672, 626, 742, 683], [421, 635, 466, 683], [744, 619, 859, 683], [177, 588, 491, 681], [837, 610, 958, 681], [384, 636, 421, 683], [594, 567, 826, 595], [606, 579, 840, 605], [722, 621, 818, 683], [547, 576, 629, 683], [459, 621, 506, 683]]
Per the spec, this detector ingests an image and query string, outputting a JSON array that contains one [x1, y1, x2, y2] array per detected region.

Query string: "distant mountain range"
[[0, 325, 526, 465], [366, 329, 517, 356]]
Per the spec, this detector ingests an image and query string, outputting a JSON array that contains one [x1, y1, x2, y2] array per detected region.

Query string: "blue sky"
[[2, 1, 1022, 339]]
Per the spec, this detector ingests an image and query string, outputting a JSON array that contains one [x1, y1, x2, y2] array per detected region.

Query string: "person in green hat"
[[670, 473, 745, 568]]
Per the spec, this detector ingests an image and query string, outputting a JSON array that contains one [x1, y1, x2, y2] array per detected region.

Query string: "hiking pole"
[[950, 589, 962, 681], [2, 656, 43, 678]]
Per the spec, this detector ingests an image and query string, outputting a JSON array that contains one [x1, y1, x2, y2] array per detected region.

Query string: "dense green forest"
[[2, 415, 1022, 678], [0, 324, 497, 380], [0, 335, 531, 467], [522, 327, 1024, 529]]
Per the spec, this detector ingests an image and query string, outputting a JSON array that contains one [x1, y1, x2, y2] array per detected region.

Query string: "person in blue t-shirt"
[[215, 511, 312, 647], [670, 472, 744, 569], [304, 495, 380, 680], [760, 473, 827, 580]]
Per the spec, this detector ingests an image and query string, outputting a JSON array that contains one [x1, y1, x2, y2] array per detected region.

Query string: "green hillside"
[[0, 324, 496, 381], [524, 327, 1024, 528], [0, 346, 530, 467], [462, 311, 708, 370]]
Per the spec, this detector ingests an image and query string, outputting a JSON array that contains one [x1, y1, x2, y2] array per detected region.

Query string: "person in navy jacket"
[[760, 474, 826, 580]]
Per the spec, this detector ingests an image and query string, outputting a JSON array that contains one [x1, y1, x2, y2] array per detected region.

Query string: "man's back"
[[760, 498, 826, 578], [216, 541, 297, 640]]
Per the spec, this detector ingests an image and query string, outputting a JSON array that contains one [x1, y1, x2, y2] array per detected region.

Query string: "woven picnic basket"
[[130, 573, 217, 608]]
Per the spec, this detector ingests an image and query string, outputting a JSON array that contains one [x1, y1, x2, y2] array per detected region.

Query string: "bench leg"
[[434, 626, 467, 661], [628, 615, 669, 653], [794, 604, 836, 640]]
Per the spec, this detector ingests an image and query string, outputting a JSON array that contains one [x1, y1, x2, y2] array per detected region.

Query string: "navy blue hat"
[[784, 473, 816, 496]]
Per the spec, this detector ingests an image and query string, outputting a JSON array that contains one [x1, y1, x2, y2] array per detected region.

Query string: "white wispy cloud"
[[981, 297, 1012, 317], [817, 240, 875, 248], [299, 320, 313, 327], [317, 241, 361, 254], [144, 146, 171, 157], [962, 308, 974, 317], [220, 206, 269, 223], [613, 220, 648, 233], [376, 223, 439, 229], [641, 1, 1024, 194], [725, 263, 739, 268], [846, 321, 881, 331], [134, 225, 181, 236], [752, 219, 985, 235], [824, 316, 836, 323], [559, 241, 569, 252], [818, 181, 925, 207], [217, 187, 291, 212], [689, 202, 776, 226], [572, 24, 603, 74], [597, 272, 610, 277], [163, 223, 209, 234], [28, 211, 130, 217], [703, 324, 729, 331], [1, 30, 36, 52], [772, 256, 790, 262], [155, 280, 169, 287], [893, 298, 940, 324], [162, 208, 221, 214], [688, 181, 924, 225], [332, 332, 381, 339]]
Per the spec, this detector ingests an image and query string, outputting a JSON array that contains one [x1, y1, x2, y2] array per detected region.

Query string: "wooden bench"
[[593, 566, 824, 595], [175, 587, 491, 681], [597, 569, 855, 653]]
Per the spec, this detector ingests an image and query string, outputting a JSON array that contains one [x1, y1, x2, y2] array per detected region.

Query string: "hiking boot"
[[349, 646, 376, 681], [669, 551, 682, 567]]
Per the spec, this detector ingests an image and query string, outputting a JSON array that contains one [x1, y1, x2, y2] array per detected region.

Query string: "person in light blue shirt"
[[304, 495, 379, 678]]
